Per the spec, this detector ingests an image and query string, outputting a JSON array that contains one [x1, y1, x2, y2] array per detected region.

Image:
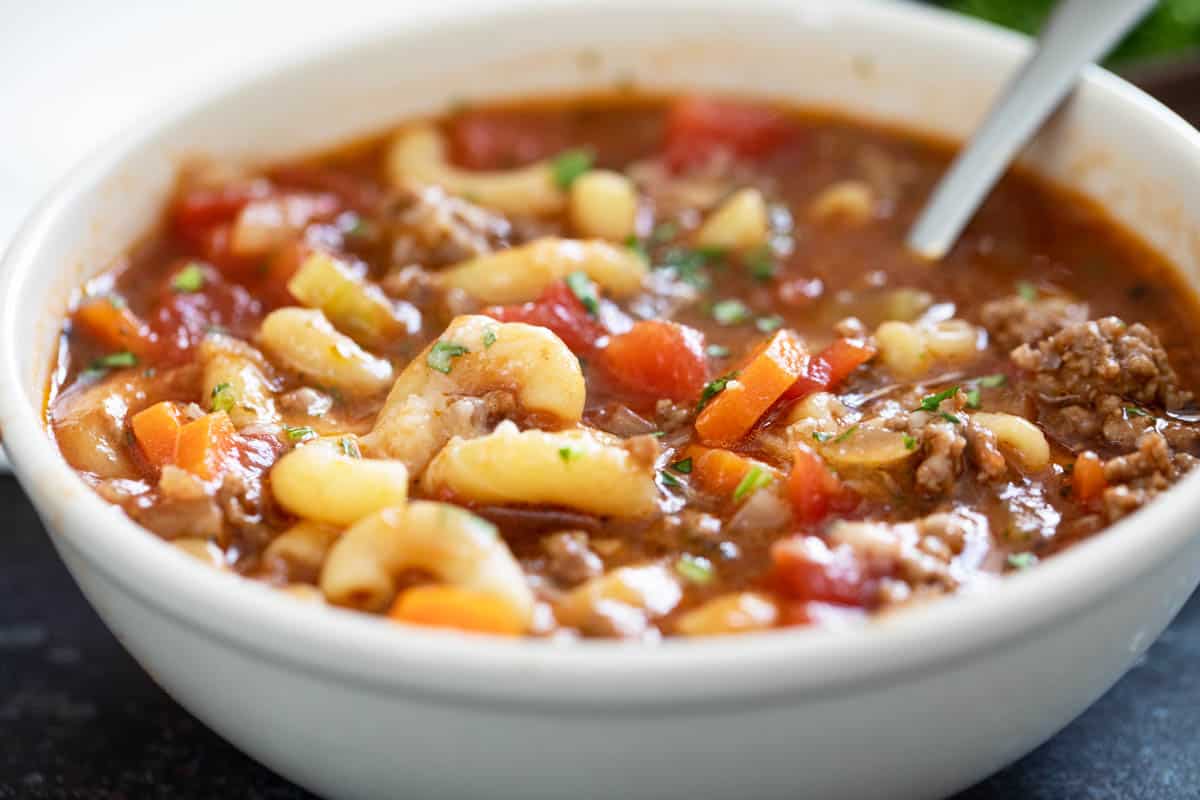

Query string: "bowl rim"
[[3, 0, 1200, 709]]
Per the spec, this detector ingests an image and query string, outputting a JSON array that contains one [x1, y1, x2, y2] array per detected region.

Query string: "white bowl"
[[4, 1, 1200, 798]]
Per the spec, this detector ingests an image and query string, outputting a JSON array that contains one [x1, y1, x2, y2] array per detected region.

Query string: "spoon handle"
[[907, 0, 1158, 261]]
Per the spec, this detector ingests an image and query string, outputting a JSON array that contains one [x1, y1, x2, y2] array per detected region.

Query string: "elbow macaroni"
[[270, 436, 409, 527], [386, 124, 564, 215], [422, 421, 660, 518], [970, 412, 1050, 472], [693, 188, 769, 251], [568, 170, 638, 241], [259, 307, 394, 396], [438, 237, 648, 304], [319, 501, 534, 628], [199, 334, 279, 429], [875, 318, 983, 379], [362, 315, 585, 473]]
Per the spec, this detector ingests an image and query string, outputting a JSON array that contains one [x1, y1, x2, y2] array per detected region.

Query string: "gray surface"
[[0, 475, 1197, 799]]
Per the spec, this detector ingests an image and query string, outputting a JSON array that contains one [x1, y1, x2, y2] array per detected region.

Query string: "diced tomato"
[[148, 266, 264, 361], [1073, 451, 1108, 504], [485, 279, 608, 355], [787, 444, 854, 525], [449, 111, 572, 170], [769, 535, 870, 607], [171, 181, 271, 244], [663, 96, 795, 172], [600, 320, 708, 403], [269, 165, 383, 213], [784, 337, 875, 402]]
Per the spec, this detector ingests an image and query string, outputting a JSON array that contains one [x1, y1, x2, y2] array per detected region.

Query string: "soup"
[[47, 94, 1200, 639]]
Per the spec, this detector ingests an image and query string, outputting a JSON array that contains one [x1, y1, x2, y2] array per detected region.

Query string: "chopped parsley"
[[624, 234, 648, 260], [1125, 406, 1149, 418], [564, 270, 600, 315], [965, 388, 982, 409], [706, 344, 731, 359], [812, 431, 834, 443], [339, 437, 362, 459], [89, 351, 137, 373], [1016, 280, 1038, 302], [427, 341, 469, 374], [697, 372, 738, 411], [210, 382, 236, 413], [832, 424, 860, 444], [746, 246, 777, 282], [482, 327, 498, 349], [902, 433, 918, 450], [550, 149, 593, 188], [671, 457, 693, 474], [675, 554, 715, 585], [285, 426, 317, 443], [755, 315, 784, 333], [940, 411, 962, 425], [978, 374, 1007, 388], [651, 221, 678, 244], [712, 299, 751, 326], [1007, 552, 1039, 570], [558, 446, 581, 464], [732, 465, 774, 502], [660, 470, 683, 488], [659, 248, 714, 290], [105, 294, 127, 309], [171, 263, 206, 293], [917, 386, 959, 412]]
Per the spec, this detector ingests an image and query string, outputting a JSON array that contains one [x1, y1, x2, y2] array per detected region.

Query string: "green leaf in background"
[[940, 0, 1200, 65]]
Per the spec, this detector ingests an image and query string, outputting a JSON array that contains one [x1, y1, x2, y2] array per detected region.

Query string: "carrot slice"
[[1073, 451, 1108, 504], [73, 298, 158, 360], [695, 330, 806, 445], [130, 401, 184, 468], [684, 445, 754, 497], [176, 411, 237, 480], [389, 585, 525, 636]]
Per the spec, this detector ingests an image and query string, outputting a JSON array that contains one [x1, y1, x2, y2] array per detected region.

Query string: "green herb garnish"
[[558, 446, 581, 464], [624, 234, 648, 260], [706, 344, 731, 359], [671, 457, 693, 474], [285, 426, 317, 443], [1016, 280, 1038, 302], [482, 327, 498, 349], [902, 433, 917, 451], [746, 246, 777, 282], [1125, 406, 1149, 418], [89, 351, 137, 372], [697, 372, 738, 411], [832, 425, 860, 444], [712, 299, 751, 326], [339, 437, 362, 459], [171, 263, 206, 293], [106, 295, 127, 309], [917, 386, 959, 412], [551, 149, 593, 189], [965, 388, 982, 409], [660, 470, 683, 488], [978, 374, 1007, 388], [732, 465, 774, 502], [675, 554, 715, 585], [1007, 552, 1038, 570], [659, 248, 714, 290], [755, 315, 784, 333], [812, 431, 834, 443], [427, 341, 469, 374], [940, 411, 962, 425], [651, 221, 678, 244], [565, 270, 600, 315], [210, 382, 235, 413]]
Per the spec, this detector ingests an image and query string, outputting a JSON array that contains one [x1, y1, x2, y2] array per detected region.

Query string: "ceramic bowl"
[[3, 1, 1200, 798]]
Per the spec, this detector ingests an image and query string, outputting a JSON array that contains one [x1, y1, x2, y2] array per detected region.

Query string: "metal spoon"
[[907, 0, 1158, 261]]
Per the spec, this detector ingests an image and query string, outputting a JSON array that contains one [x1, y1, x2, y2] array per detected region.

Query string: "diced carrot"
[[787, 444, 851, 525], [73, 298, 158, 360], [389, 585, 525, 636], [1073, 451, 1108, 504], [769, 535, 870, 607], [130, 402, 184, 468], [695, 330, 806, 445], [176, 411, 237, 480], [684, 445, 756, 496], [784, 337, 875, 401], [601, 320, 709, 403]]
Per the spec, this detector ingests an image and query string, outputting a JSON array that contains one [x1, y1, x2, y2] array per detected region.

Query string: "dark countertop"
[[0, 475, 1197, 799]]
